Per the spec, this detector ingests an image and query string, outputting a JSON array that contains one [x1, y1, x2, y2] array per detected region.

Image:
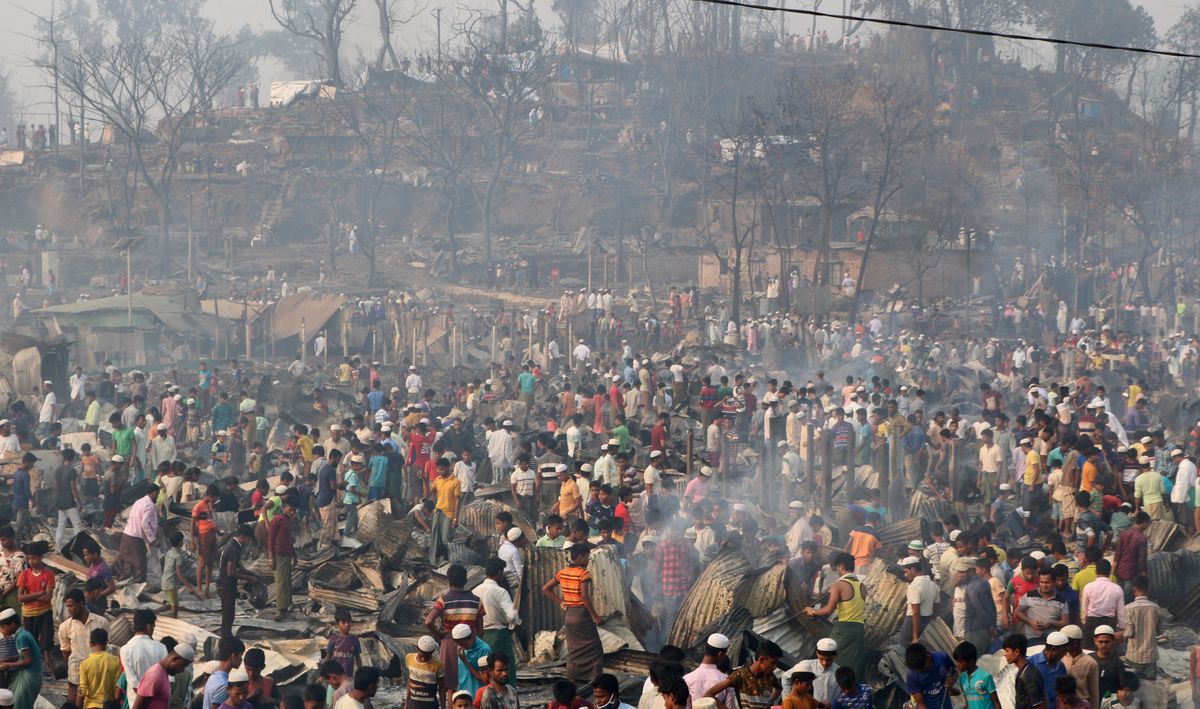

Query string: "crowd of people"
[[0, 271, 1192, 709]]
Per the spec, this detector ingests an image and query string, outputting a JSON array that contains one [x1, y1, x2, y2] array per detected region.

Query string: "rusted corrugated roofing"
[[1145, 520, 1184, 553], [520, 545, 636, 651], [876, 517, 926, 550], [459, 499, 537, 545], [668, 549, 753, 649]]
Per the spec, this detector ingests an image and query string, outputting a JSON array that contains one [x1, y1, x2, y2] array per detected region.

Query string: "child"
[[472, 656, 492, 708], [16, 540, 55, 652], [952, 641, 999, 709], [79, 444, 101, 498], [405, 635, 444, 709], [596, 519, 625, 559], [537, 515, 566, 548], [343, 456, 365, 537], [831, 667, 872, 709], [1100, 673, 1140, 709], [784, 672, 819, 709], [247, 442, 264, 480], [323, 609, 362, 677], [220, 667, 253, 709], [1056, 675, 1090, 709], [302, 683, 327, 709], [161, 531, 195, 616], [549, 679, 592, 709], [904, 642, 954, 709], [244, 648, 280, 707], [452, 689, 474, 709], [78, 627, 120, 709], [368, 444, 389, 501]]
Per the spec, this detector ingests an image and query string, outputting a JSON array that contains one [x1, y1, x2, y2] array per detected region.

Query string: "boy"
[[162, 531, 197, 617], [951, 641, 999, 709], [368, 445, 389, 501], [343, 455, 365, 538], [452, 690, 475, 709], [321, 661, 351, 708], [784, 672, 819, 709], [1055, 676, 1090, 709], [324, 609, 362, 677], [831, 667, 872, 709], [220, 667, 253, 709], [1100, 673, 1140, 709], [904, 643, 954, 709], [596, 519, 625, 559], [1004, 634, 1046, 709], [405, 636, 444, 709], [78, 628, 120, 709], [17, 540, 55, 652], [192, 487, 220, 598], [537, 515, 567, 548]]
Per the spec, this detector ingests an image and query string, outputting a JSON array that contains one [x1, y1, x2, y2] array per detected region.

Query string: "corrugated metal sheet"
[[1147, 552, 1184, 609], [908, 490, 953, 523], [270, 293, 347, 339], [1145, 520, 1184, 554], [916, 617, 958, 656], [876, 517, 926, 550], [309, 556, 385, 612], [11, 347, 41, 400], [752, 606, 816, 667], [734, 564, 789, 618], [520, 545, 637, 651], [857, 558, 907, 647], [668, 549, 753, 649], [358, 500, 419, 563], [458, 499, 537, 546]]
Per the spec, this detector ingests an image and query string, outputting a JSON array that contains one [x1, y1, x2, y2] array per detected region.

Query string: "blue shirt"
[[12, 468, 30, 510], [958, 668, 997, 709], [1029, 653, 1066, 706], [367, 390, 385, 412], [905, 651, 955, 709], [316, 462, 337, 507], [203, 669, 229, 709], [368, 455, 389, 489], [517, 371, 536, 394], [457, 637, 492, 695], [13, 628, 42, 681]]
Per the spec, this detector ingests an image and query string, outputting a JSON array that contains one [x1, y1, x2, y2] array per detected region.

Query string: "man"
[[553, 465, 582, 520], [782, 638, 839, 704], [70, 366, 87, 413], [316, 450, 344, 550], [1112, 512, 1149, 595], [0, 420, 20, 459], [1079, 559, 1124, 643], [58, 588, 109, 706], [218, 525, 258, 638], [451, 624, 492, 696], [1014, 569, 1068, 643], [900, 557, 938, 645], [478, 655, 518, 709], [202, 637, 245, 709], [904, 642, 954, 709], [131, 645, 194, 709], [53, 448, 84, 550], [1004, 634, 1044, 709], [654, 525, 699, 629], [804, 552, 866, 680], [0, 527, 25, 616], [474, 557, 519, 678], [703, 639, 782, 709], [1059, 625, 1099, 707], [333, 667, 379, 709], [1092, 625, 1124, 697], [120, 610, 167, 697], [684, 634, 734, 706], [509, 454, 538, 524], [1028, 632, 1069, 706], [430, 458, 461, 566], [1133, 457, 1167, 520], [149, 423, 177, 471], [1123, 576, 1161, 679], [784, 502, 812, 558], [268, 496, 298, 620], [955, 557, 997, 657], [978, 429, 1003, 501], [1170, 449, 1196, 531], [36, 381, 57, 440], [117, 485, 159, 583]]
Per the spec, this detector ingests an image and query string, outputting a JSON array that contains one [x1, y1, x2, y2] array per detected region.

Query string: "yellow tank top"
[[835, 574, 865, 624]]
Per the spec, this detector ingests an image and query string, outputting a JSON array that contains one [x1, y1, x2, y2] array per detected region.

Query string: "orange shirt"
[[1080, 461, 1097, 493], [192, 499, 216, 535], [847, 527, 881, 567], [556, 565, 590, 607]]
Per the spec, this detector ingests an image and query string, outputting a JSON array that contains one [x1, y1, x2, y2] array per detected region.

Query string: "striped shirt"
[[435, 589, 483, 633], [556, 565, 590, 607]]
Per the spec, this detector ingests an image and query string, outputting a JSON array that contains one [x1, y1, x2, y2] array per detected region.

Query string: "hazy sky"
[[0, 0, 1194, 119]]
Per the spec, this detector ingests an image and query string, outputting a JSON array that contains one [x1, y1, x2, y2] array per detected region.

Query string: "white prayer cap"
[[418, 635, 439, 652], [706, 633, 730, 649], [816, 638, 838, 653], [451, 623, 473, 640]]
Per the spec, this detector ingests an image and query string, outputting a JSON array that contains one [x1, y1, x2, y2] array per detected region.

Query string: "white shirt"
[[405, 373, 423, 394], [334, 696, 367, 709], [120, 634, 167, 691], [906, 574, 939, 617], [498, 539, 522, 587], [473, 577, 519, 630], [454, 459, 476, 495], [1173, 458, 1197, 504], [39, 391, 57, 423], [566, 425, 581, 458], [785, 516, 812, 556], [0, 434, 20, 458], [70, 373, 86, 399], [486, 429, 515, 467], [594, 453, 618, 487], [573, 343, 591, 363]]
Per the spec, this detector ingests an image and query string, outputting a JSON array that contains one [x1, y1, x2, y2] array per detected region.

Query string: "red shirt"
[[614, 501, 632, 531], [609, 385, 623, 411], [409, 431, 431, 467], [136, 662, 171, 709], [650, 425, 668, 452]]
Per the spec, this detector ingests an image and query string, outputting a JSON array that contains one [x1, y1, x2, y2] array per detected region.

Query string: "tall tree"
[[267, 0, 358, 87]]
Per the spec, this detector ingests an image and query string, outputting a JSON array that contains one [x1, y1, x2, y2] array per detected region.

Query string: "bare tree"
[[370, 0, 426, 73], [54, 20, 248, 271], [267, 0, 358, 87]]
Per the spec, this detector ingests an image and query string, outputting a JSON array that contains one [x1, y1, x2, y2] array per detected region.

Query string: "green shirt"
[[344, 471, 363, 505], [1134, 471, 1164, 505], [611, 424, 630, 452], [517, 371, 536, 394], [536, 534, 567, 548], [112, 427, 135, 458], [84, 401, 101, 426]]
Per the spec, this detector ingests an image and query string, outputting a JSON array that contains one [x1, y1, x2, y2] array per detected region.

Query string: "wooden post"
[[587, 252, 593, 293], [421, 316, 428, 366], [300, 317, 307, 363], [342, 316, 349, 358], [382, 324, 389, 366], [452, 325, 459, 367], [213, 298, 220, 359], [687, 428, 694, 477], [806, 422, 816, 502], [879, 432, 890, 516], [324, 329, 330, 368], [490, 323, 497, 364], [269, 311, 276, 358], [821, 433, 833, 512], [527, 316, 533, 363], [243, 300, 251, 361]]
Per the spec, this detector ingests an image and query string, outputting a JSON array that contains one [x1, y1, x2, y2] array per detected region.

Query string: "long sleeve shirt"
[[268, 514, 295, 558], [1123, 597, 1161, 665], [473, 578, 519, 630], [122, 497, 158, 543], [1112, 526, 1147, 581], [961, 575, 998, 633], [1081, 577, 1125, 628]]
